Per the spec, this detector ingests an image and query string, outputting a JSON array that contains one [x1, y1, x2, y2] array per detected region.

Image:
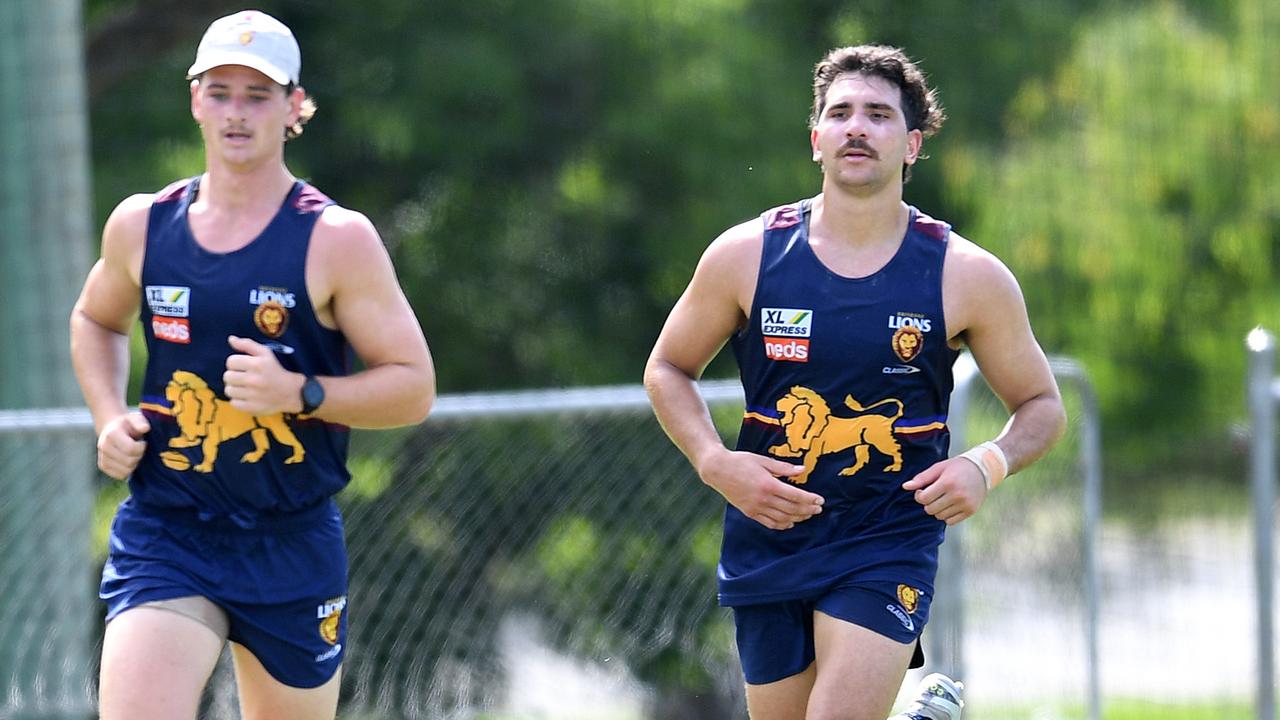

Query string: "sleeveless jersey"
[[132, 177, 352, 525], [721, 198, 960, 605]]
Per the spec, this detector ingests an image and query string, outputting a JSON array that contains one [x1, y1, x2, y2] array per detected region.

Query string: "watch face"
[[303, 378, 324, 409]]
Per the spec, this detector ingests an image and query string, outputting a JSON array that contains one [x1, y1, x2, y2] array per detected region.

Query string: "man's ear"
[[905, 128, 924, 165], [190, 78, 203, 124], [286, 85, 305, 125]]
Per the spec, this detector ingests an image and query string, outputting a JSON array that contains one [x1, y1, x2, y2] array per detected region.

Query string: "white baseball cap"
[[186, 10, 301, 86]]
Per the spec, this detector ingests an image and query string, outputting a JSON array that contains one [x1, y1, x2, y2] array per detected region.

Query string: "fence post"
[[1247, 328, 1277, 720], [937, 354, 1103, 720], [0, 0, 94, 714], [1049, 358, 1103, 720], [930, 353, 979, 680]]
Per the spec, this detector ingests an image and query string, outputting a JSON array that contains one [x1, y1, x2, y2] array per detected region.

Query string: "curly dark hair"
[[811, 45, 946, 181]]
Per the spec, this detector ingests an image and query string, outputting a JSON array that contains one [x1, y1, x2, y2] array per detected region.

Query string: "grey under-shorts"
[[116, 595, 231, 642]]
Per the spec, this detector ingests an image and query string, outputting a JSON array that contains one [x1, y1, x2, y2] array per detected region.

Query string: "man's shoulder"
[[106, 191, 163, 230], [310, 203, 385, 263]]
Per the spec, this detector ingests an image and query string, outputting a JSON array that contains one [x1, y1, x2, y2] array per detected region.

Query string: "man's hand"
[[902, 457, 989, 525], [698, 449, 824, 530], [97, 412, 150, 480], [223, 335, 303, 415]]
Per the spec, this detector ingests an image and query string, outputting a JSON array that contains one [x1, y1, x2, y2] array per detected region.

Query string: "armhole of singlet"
[[735, 215, 773, 341], [935, 226, 960, 349]]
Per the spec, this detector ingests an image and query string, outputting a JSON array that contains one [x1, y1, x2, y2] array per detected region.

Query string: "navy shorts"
[[732, 580, 930, 685], [100, 497, 349, 689]]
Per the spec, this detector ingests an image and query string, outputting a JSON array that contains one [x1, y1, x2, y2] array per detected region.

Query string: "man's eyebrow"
[[203, 81, 274, 93]]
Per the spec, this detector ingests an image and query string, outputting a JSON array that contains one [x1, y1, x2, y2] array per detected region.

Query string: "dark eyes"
[[208, 93, 271, 102]]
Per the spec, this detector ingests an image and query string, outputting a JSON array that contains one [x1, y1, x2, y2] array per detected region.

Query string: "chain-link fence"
[[0, 363, 1190, 720]]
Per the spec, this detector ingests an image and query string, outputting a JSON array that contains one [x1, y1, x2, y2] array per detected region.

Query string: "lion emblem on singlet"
[[892, 325, 924, 363], [253, 301, 289, 338], [768, 386, 904, 484], [162, 370, 305, 473]]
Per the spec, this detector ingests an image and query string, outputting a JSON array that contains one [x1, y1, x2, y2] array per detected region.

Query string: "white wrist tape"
[[959, 441, 1009, 490]]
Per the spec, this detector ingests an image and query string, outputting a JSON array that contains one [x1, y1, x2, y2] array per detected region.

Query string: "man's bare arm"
[[904, 236, 1066, 524], [70, 194, 152, 478], [223, 207, 435, 427], [645, 223, 822, 530]]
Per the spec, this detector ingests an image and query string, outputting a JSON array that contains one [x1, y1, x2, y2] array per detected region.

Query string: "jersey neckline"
[[180, 176, 305, 258], [794, 197, 919, 283]]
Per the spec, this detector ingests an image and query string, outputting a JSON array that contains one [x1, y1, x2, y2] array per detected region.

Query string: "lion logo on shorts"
[[164, 370, 305, 473], [767, 386, 904, 484], [317, 596, 346, 645], [897, 584, 921, 614]]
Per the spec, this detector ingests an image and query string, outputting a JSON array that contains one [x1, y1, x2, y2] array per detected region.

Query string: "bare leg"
[[745, 662, 815, 720], [232, 643, 342, 720], [99, 605, 225, 720], [805, 611, 916, 720]]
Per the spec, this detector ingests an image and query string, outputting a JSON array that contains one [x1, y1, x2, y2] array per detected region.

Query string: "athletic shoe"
[[890, 672, 964, 720]]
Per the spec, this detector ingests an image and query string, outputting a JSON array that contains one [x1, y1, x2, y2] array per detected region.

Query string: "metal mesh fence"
[[330, 400, 743, 719], [0, 432, 95, 719], [935, 359, 1095, 719], [9, 363, 1260, 719]]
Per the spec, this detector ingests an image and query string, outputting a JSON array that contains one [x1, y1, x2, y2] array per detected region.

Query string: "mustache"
[[841, 138, 878, 158]]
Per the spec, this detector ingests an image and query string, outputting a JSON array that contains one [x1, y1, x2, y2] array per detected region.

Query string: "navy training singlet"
[[132, 177, 352, 524], [721, 198, 960, 606]]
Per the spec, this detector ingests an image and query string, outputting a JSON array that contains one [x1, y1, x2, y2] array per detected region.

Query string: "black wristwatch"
[[300, 375, 325, 415]]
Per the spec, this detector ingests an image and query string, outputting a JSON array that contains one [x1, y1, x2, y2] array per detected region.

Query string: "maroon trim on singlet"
[[764, 203, 804, 230], [293, 184, 334, 214], [154, 178, 190, 204], [912, 212, 951, 241]]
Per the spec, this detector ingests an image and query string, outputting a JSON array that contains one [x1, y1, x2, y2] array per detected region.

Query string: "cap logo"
[[239, 31, 254, 45]]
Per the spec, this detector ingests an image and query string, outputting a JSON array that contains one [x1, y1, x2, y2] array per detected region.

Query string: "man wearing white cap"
[[70, 10, 436, 719]]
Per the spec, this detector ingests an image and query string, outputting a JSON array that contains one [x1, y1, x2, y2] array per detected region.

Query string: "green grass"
[[1101, 698, 1253, 720], [965, 697, 1253, 720]]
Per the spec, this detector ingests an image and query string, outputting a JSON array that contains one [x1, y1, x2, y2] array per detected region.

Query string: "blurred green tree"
[[947, 0, 1279, 465]]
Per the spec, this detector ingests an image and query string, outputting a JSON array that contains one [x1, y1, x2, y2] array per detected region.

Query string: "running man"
[[644, 45, 1066, 720], [70, 10, 435, 719]]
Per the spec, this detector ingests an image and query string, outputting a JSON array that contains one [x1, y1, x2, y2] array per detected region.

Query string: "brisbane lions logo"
[[160, 370, 305, 473], [254, 301, 289, 338], [892, 325, 924, 363], [768, 386, 904, 484], [897, 584, 921, 614]]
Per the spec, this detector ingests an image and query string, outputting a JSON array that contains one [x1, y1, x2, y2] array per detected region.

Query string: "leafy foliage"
[[948, 0, 1279, 460]]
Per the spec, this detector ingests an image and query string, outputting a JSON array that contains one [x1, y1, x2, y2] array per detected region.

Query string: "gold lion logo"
[[164, 370, 305, 473], [768, 386, 904, 484], [897, 584, 920, 614], [892, 326, 923, 363], [320, 611, 341, 645], [253, 301, 289, 338]]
